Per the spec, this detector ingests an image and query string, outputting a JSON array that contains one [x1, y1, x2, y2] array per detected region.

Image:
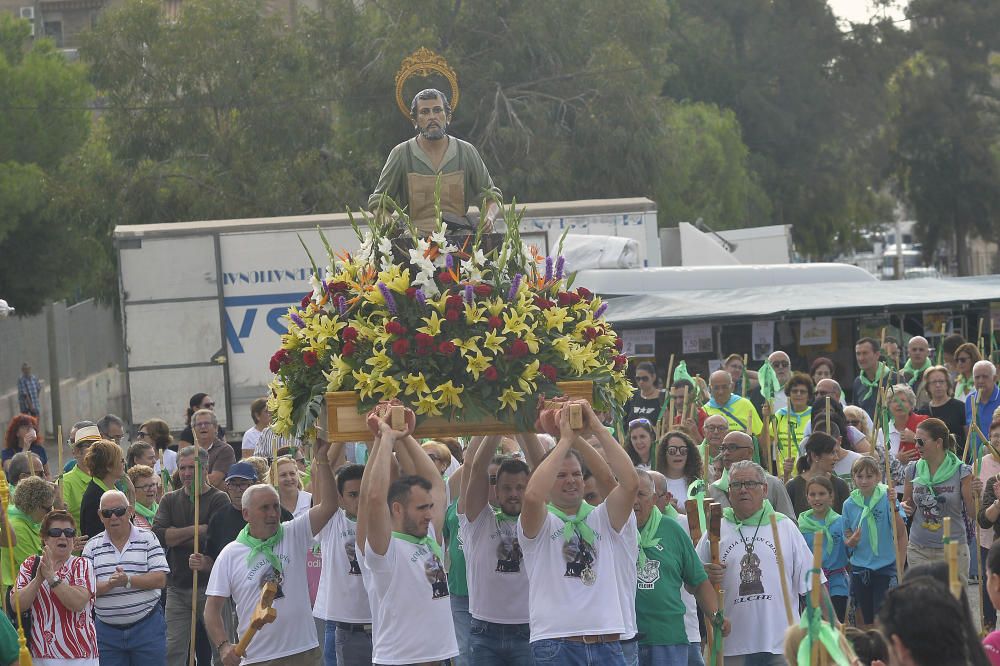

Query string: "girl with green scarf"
[[796, 476, 849, 622], [901, 417, 975, 585]]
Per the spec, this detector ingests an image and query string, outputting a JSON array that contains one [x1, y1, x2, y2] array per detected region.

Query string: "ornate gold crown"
[[394, 47, 460, 121]]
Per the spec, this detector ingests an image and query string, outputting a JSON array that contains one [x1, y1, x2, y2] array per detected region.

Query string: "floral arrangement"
[[266, 202, 633, 438]]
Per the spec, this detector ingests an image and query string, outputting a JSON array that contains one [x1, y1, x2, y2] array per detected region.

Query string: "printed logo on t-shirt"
[[495, 525, 522, 573], [345, 536, 361, 575], [562, 534, 597, 585], [915, 484, 953, 532], [637, 559, 660, 590], [738, 551, 765, 596], [261, 567, 285, 599], [424, 554, 450, 599]]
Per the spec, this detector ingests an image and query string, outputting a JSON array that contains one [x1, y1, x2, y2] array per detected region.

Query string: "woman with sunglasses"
[[654, 430, 703, 514], [624, 361, 665, 425], [953, 342, 983, 402], [1, 476, 53, 588], [79, 440, 134, 545], [14, 509, 98, 665], [625, 419, 656, 468], [916, 365, 968, 444], [901, 417, 976, 586]]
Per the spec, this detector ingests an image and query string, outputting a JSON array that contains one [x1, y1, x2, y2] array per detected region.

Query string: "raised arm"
[[464, 435, 501, 521], [458, 436, 486, 515], [581, 401, 639, 531], [521, 433, 574, 540], [355, 433, 382, 554], [360, 425, 399, 557], [308, 439, 342, 537], [398, 434, 447, 541], [516, 432, 545, 470]]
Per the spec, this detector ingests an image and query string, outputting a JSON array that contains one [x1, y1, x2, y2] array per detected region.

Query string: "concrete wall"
[[0, 366, 126, 435]]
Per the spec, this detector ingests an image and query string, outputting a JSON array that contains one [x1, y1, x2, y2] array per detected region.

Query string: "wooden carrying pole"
[[234, 581, 279, 658], [811, 531, 828, 666], [660, 354, 676, 439], [57, 424, 63, 477], [760, 403, 773, 477], [0, 470, 31, 665], [770, 514, 795, 626], [742, 354, 749, 397], [685, 499, 704, 544], [944, 516, 961, 599], [708, 503, 724, 666], [189, 455, 201, 666]]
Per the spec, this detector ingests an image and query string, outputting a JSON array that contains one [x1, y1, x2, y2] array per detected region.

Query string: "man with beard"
[[313, 458, 371, 666], [519, 401, 639, 665], [460, 435, 532, 664], [369, 88, 501, 233]]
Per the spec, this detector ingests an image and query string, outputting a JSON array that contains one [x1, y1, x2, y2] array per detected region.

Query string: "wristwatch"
[[215, 639, 228, 651], [125, 575, 132, 590]]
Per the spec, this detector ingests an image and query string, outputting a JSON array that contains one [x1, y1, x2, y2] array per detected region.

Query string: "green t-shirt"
[[0, 612, 18, 665], [1, 510, 42, 587], [61, 464, 93, 528], [443, 500, 468, 597], [636, 514, 708, 646]]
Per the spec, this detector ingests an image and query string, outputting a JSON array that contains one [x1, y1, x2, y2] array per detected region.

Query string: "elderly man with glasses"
[[706, 432, 794, 518], [966, 360, 1000, 460], [83, 489, 168, 666], [699, 460, 827, 666], [8, 451, 45, 486], [703, 371, 763, 444]]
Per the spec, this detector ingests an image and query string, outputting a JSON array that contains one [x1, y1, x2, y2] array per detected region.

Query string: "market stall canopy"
[[604, 275, 1000, 329]]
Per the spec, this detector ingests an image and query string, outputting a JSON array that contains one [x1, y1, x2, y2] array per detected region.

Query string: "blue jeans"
[[323, 621, 338, 666], [451, 594, 471, 666], [687, 642, 705, 666], [622, 639, 638, 666], [639, 643, 689, 666], [325, 621, 372, 666], [95, 604, 166, 666], [468, 617, 532, 665], [532, 638, 626, 665]]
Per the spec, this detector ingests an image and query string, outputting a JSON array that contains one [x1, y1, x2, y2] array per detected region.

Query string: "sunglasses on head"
[[101, 506, 129, 519], [629, 418, 652, 428], [47, 527, 76, 538]]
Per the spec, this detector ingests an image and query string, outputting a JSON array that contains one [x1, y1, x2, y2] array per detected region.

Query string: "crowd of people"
[[0, 326, 999, 665]]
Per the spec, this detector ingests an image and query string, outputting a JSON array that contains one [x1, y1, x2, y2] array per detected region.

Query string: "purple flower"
[[290, 312, 306, 328], [445, 253, 454, 271], [555, 256, 565, 280], [378, 282, 397, 315], [595, 302, 608, 318], [415, 288, 427, 307], [464, 284, 474, 304], [545, 256, 553, 282], [508, 273, 523, 300], [336, 295, 347, 315]]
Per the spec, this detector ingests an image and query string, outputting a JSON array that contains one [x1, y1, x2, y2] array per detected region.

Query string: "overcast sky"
[[827, 0, 908, 26]]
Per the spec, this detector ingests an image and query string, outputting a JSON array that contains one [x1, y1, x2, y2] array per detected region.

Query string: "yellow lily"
[[502, 310, 530, 337], [352, 370, 376, 401], [452, 336, 482, 358], [365, 351, 393, 375], [416, 393, 443, 416], [551, 336, 572, 359], [403, 373, 431, 397], [483, 330, 507, 355], [323, 355, 354, 391], [436, 380, 465, 409], [542, 306, 572, 333], [466, 354, 492, 381], [378, 264, 411, 294], [464, 302, 487, 325], [522, 330, 540, 354], [374, 374, 402, 400], [499, 386, 526, 411], [485, 297, 507, 317], [417, 311, 445, 337]]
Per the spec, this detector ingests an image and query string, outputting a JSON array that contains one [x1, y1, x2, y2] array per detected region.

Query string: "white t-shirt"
[[609, 513, 639, 640], [313, 509, 370, 623], [459, 507, 530, 624], [695, 514, 822, 656], [674, 514, 702, 644], [833, 449, 863, 485], [153, 448, 177, 476], [517, 502, 628, 642], [364, 528, 459, 665], [665, 477, 689, 507], [206, 513, 319, 664], [291, 490, 312, 517], [242, 428, 264, 453]]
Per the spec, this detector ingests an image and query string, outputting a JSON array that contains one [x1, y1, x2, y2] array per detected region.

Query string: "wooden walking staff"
[[759, 403, 774, 477], [770, 514, 795, 626], [741, 354, 749, 397], [234, 581, 279, 658], [881, 391, 904, 581], [811, 531, 827, 666], [189, 453, 202, 666], [57, 424, 63, 476], [944, 517, 961, 598], [685, 499, 704, 544], [658, 354, 677, 439], [0, 470, 32, 665], [708, 503, 724, 666]]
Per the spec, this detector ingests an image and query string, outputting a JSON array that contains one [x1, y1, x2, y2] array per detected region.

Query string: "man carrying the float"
[[203, 439, 339, 666], [518, 400, 639, 665], [369, 87, 501, 234], [358, 408, 459, 665]]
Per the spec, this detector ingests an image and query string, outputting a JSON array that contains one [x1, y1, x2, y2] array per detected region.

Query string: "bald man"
[[704, 371, 762, 451], [749, 351, 792, 414], [966, 360, 1000, 460], [707, 432, 795, 518], [903, 336, 932, 409]]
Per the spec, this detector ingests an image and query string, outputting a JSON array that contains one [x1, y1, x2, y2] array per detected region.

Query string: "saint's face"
[[414, 96, 449, 140]]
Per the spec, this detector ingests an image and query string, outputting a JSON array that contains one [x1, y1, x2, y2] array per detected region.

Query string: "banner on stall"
[[799, 317, 833, 347], [682, 324, 714, 354], [752, 320, 774, 360], [622, 328, 656, 357]]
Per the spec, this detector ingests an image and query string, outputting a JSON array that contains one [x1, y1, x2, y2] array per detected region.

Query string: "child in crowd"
[[797, 475, 849, 622], [840, 456, 907, 628]]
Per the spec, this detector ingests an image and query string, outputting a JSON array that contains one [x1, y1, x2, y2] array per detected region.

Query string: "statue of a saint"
[[368, 88, 501, 234]]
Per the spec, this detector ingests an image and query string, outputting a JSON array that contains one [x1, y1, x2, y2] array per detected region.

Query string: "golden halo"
[[394, 47, 460, 122]]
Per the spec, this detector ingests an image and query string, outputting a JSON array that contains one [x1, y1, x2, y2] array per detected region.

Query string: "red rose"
[[438, 341, 457, 355], [508, 340, 529, 358], [268, 350, 288, 373], [487, 316, 504, 329], [300, 294, 312, 308], [540, 364, 558, 382], [392, 339, 410, 356], [484, 366, 499, 381], [577, 287, 594, 301], [342, 326, 358, 342], [405, 287, 418, 298], [614, 337, 623, 351], [445, 309, 460, 322], [446, 295, 464, 310], [385, 321, 407, 336], [328, 281, 349, 293], [439, 271, 454, 284], [613, 354, 627, 369], [474, 284, 493, 296], [584, 327, 599, 341], [415, 333, 436, 347], [342, 341, 356, 356], [302, 350, 318, 367], [534, 296, 554, 310], [557, 292, 581, 307]]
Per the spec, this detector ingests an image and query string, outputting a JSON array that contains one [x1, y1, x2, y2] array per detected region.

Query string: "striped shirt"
[[82, 525, 169, 625], [253, 427, 302, 461]]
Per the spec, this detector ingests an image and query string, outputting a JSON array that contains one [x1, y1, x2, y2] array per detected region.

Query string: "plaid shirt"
[[17, 374, 40, 413]]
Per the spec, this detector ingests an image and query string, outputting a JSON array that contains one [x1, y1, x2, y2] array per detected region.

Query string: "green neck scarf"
[[712, 467, 730, 493], [687, 478, 708, 534], [637, 507, 663, 568], [849, 483, 887, 555], [392, 530, 444, 561], [859, 362, 889, 401], [797, 508, 840, 555], [236, 524, 284, 573], [8, 506, 41, 533], [134, 502, 158, 522], [722, 499, 784, 527], [493, 508, 519, 522], [797, 605, 852, 666], [957, 374, 975, 397], [903, 358, 932, 382], [662, 504, 679, 519], [914, 452, 963, 495], [547, 502, 597, 546]]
